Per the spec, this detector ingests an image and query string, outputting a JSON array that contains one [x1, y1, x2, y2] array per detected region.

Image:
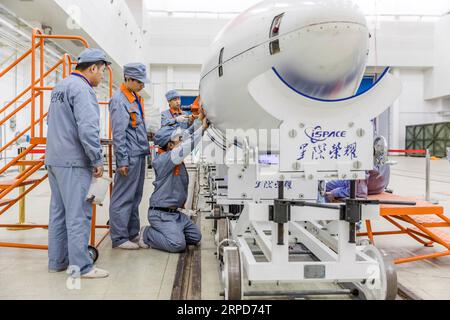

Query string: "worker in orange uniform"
[[109, 63, 150, 250]]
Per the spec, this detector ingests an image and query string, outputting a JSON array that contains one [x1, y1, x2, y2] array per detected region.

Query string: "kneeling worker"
[[138, 110, 209, 252], [109, 63, 150, 250]]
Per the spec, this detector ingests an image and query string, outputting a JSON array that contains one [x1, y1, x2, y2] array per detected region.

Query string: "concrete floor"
[[0, 156, 449, 300], [0, 170, 178, 300]]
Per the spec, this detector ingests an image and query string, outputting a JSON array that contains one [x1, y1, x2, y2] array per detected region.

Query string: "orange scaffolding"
[[0, 29, 114, 256], [358, 193, 450, 264]]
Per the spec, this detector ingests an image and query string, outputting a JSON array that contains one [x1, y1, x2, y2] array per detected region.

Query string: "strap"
[[133, 92, 145, 120]]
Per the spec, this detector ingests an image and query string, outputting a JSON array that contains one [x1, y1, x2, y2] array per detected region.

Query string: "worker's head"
[[154, 126, 184, 152], [123, 63, 149, 93], [75, 48, 111, 87], [166, 90, 181, 110]]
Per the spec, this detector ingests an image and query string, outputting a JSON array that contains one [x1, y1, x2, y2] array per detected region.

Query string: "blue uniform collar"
[[71, 71, 93, 88]]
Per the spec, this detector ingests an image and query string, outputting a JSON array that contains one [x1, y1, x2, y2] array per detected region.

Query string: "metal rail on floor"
[[171, 166, 202, 300], [171, 216, 202, 300]]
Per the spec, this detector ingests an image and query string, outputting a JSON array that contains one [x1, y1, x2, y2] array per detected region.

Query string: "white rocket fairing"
[[200, 0, 370, 141]]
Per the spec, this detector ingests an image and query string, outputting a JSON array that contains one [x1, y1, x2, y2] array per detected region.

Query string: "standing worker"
[[109, 63, 150, 250], [138, 110, 209, 253], [160, 90, 193, 130], [46, 48, 111, 279]]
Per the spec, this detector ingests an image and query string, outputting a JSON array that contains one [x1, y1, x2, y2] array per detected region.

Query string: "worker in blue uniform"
[[109, 63, 150, 250], [160, 90, 193, 130], [46, 48, 111, 279], [325, 164, 391, 202], [138, 110, 209, 253], [325, 131, 391, 202]]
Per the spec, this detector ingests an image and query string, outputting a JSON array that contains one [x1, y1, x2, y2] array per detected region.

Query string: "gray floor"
[[0, 156, 449, 300], [0, 170, 178, 300]]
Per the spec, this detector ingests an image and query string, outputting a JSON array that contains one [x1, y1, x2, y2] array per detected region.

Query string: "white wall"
[[367, 19, 434, 67], [425, 15, 450, 100], [53, 0, 145, 65], [52, 0, 153, 97], [146, 64, 201, 133], [1, 0, 151, 96], [144, 17, 228, 65], [125, 0, 144, 28], [389, 68, 449, 149]]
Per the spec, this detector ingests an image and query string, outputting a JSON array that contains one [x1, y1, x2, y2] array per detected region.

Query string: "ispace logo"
[[305, 126, 347, 144]]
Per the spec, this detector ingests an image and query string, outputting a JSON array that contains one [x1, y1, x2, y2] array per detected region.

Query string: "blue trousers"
[[47, 166, 93, 275], [326, 180, 349, 194], [109, 155, 146, 247], [143, 210, 202, 253], [326, 179, 369, 200]]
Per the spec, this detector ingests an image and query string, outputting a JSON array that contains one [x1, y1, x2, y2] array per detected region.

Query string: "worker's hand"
[[325, 192, 335, 203], [118, 167, 129, 177], [93, 166, 104, 178], [188, 115, 195, 124], [176, 115, 190, 123]]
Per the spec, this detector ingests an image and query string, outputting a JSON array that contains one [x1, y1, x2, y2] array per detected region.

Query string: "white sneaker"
[[81, 267, 109, 279], [138, 227, 150, 249], [116, 241, 140, 250]]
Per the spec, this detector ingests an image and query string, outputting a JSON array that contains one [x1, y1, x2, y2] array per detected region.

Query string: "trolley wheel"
[[88, 245, 99, 263], [222, 247, 243, 300], [358, 245, 397, 300], [216, 218, 230, 259]]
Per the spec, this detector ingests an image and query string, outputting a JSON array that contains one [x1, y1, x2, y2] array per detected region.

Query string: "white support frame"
[[229, 202, 380, 283]]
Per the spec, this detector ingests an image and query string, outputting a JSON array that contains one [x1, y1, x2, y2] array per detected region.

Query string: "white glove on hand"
[[179, 209, 198, 218], [176, 115, 189, 123]]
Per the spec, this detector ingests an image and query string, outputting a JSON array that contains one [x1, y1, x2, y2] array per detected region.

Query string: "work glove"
[[179, 209, 198, 218]]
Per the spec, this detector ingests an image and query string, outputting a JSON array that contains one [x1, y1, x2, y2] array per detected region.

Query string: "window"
[[218, 47, 224, 77], [269, 13, 284, 55]]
